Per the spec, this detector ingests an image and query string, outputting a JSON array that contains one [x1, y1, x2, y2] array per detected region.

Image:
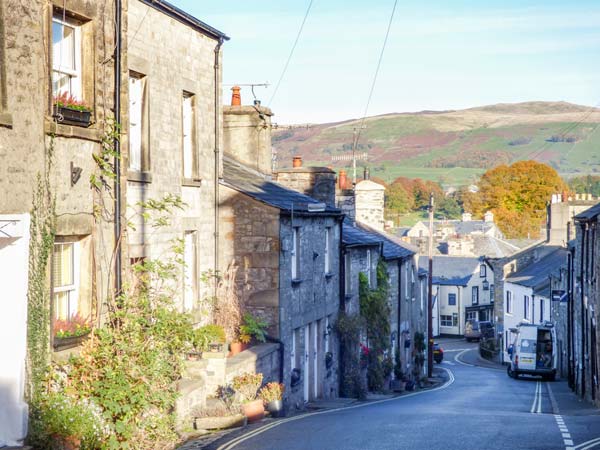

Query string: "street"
[[196, 339, 600, 450]]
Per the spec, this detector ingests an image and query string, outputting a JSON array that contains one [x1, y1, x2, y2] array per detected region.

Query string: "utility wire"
[[268, 0, 314, 107], [352, 0, 399, 155]]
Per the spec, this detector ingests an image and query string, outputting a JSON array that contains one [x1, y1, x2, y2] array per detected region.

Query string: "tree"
[[475, 160, 566, 238], [568, 175, 600, 197]]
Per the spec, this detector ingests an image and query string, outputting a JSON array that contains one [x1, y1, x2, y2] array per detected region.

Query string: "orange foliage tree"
[[468, 160, 566, 238]]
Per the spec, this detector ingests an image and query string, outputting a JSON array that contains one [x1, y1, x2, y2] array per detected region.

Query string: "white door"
[[304, 324, 310, 402], [0, 214, 31, 446], [313, 321, 319, 399]]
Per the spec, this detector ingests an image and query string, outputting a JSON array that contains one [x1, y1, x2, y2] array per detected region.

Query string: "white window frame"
[[366, 249, 372, 287], [52, 14, 82, 99], [129, 73, 145, 172], [291, 227, 300, 280], [182, 92, 196, 180], [472, 286, 479, 305], [324, 227, 331, 274], [506, 290, 512, 314], [440, 315, 452, 327], [183, 231, 197, 311], [524, 295, 530, 320], [480, 264, 487, 278], [52, 241, 80, 321]]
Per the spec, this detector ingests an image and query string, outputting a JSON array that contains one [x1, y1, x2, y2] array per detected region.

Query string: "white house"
[[502, 247, 568, 361]]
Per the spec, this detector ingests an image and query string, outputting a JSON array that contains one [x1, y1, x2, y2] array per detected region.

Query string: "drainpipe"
[[581, 224, 586, 398], [568, 250, 573, 388], [114, 0, 122, 296], [213, 37, 224, 294]]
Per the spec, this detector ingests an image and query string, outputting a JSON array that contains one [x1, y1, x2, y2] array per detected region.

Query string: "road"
[[196, 339, 600, 450]]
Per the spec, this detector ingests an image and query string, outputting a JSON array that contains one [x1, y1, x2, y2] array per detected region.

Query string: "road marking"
[[443, 348, 474, 353], [216, 368, 456, 450], [531, 381, 542, 414], [454, 349, 475, 367], [574, 437, 600, 450], [553, 414, 580, 450], [442, 360, 455, 366]]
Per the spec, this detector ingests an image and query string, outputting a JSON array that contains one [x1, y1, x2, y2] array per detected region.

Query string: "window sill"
[[325, 272, 334, 279], [291, 278, 304, 285], [0, 112, 13, 128], [182, 177, 202, 187], [344, 293, 353, 300], [127, 170, 153, 183], [45, 119, 101, 142]]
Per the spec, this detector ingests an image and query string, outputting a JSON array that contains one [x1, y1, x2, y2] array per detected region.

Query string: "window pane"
[[53, 243, 73, 287], [52, 21, 75, 72], [54, 291, 70, 321], [129, 76, 143, 171], [182, 94, 194, 178]]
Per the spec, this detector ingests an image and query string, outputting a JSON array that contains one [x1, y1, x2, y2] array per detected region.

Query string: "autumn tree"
[[475, 160, 566, 238]]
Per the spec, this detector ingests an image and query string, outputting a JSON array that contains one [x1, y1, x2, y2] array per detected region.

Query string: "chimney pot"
[[292, 156, 302, 168], [339, 170, 347, 189], [231, 86, 241, 106], [363, 167, 370, 180]]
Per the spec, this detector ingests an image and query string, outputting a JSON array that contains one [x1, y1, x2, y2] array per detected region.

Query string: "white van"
[[507, 322, 556, 381]]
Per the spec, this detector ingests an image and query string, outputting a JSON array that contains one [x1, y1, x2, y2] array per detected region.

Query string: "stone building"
[[0, 0, 123, 444], [569, 203, 600, 407], [125, 0, 228, 318], [219, 98, 343, 408]]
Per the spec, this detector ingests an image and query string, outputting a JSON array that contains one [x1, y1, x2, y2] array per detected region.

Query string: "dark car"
[[433, 343, 444, 363]]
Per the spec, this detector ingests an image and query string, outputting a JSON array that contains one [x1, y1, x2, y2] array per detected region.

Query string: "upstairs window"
[[448, 293, 456, 306], [472, 286, 479, 305], [524, 295, 530, 320], [53, 242, 78, 320], [480, 264, 487, 278], [182, 92, 198, 180], [52, 13, 82, 99], [506, 290, 512, 314], [129, 72, 148, 172], [490, 284, 495, 303], [324, 227, 331, 274], [291, 227, 300, 280], [344, 253, 352, 294]]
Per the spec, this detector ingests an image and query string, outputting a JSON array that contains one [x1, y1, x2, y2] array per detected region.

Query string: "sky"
[[170, 0, 600, 125]]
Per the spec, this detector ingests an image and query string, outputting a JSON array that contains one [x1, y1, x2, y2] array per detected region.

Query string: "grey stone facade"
[[275, 165, 337, 207]]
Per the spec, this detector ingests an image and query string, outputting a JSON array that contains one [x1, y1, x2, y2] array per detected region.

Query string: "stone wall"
[[126, 0, 222, 315], [279, 214, 341, 407], [218, 185, 280, 337], [223, 105, 273, 176], [355, 180, 385, 231], [275, 167, 337, 207]]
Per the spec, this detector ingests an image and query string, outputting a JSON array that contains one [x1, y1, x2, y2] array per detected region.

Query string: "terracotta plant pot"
[[52, 434, 81, 450], [229, 341, 249, 357], [241, 399, 264, 423]]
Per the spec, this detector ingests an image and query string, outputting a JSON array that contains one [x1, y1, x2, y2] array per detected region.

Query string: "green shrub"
[[193, 324, 226, 351], [239, 313, 268, 344]]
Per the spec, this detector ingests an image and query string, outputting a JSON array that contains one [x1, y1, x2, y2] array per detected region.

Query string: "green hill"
[[272, 101, 600, 187]]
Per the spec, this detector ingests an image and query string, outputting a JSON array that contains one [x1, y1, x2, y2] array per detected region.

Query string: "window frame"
[[52, 241, 80, 321], [366, 249, 372, 287], [128, 71, 150, 175], [51, 13, 83, 101], [344, 253, 352, 294], [506, 290, 512, 314], [183, 230, 198, 311], [182, 91, 199, 182], [472, 286, 479, 305], [324, 227, 331, 274], [448, 292, 457, 306], [291, 227, 300, 280], [480, 264, 487, 278], [524, 295, 530, 320], [440, 315, 453, 327], [540, 299, 544, 323]]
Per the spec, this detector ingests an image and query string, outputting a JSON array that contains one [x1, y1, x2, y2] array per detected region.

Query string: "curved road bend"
[[200, 341, 600, 450]]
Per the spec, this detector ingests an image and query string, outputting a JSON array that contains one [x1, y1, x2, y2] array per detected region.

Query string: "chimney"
[[354, 179, 386, 231], [363, 167, 370, 180], [292, 156, 302, 168], [339, 170, 347, 189], [231, 86, 241, 106], [484, 211, 494, 223]]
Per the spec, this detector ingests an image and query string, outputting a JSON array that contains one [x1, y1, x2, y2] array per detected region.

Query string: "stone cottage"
[[125, 0, 228, 318], [0, 0, 124, 444], [219, 98, 343, 408]]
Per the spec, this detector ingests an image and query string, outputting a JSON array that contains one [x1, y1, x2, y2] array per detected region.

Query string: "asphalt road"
[[200, 339, 600, 450]]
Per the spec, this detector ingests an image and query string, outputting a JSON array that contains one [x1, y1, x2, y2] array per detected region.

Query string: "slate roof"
[[356, 222, 416, 260], [416, 220, 496, 235], [342, 218, 382, 248], [574, 202, 600, 221], [505, 247, 568, 289], [418, 256, 481, 287], [221, 158, 341, 215], [473, 235, 520, 258]]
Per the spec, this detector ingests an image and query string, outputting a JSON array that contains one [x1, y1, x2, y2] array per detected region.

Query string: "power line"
[[351, 0, 399, 177], [268, 0, 314, 107]]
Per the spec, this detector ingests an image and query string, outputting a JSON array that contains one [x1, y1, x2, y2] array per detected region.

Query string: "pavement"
[[179, 339, 600, 450]]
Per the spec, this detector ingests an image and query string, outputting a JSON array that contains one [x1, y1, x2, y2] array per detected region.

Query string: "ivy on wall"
[[26, 134, 56, 400]]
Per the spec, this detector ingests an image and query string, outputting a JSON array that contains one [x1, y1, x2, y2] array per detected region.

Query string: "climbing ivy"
[[359, 260, 391, 392], [26, 134, 56, 401], [334, 312, 366, 399]]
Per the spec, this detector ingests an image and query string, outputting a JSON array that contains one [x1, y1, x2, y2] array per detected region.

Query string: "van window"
[[519, 339, 534, 351]]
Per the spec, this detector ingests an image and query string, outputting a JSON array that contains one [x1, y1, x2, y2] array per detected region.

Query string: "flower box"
[[53, 332, 90, 351], [53, 105, 92, 128]]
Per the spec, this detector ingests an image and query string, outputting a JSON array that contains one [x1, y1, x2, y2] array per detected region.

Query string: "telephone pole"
[[427, 192, 434, 378]]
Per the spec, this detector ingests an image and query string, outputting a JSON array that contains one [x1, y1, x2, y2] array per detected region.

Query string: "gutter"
[[213, 37, 223, 296], [114, 0, 122, 296]]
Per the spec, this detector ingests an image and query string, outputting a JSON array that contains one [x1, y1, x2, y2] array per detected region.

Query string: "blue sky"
[[170, 0, 600, 124]]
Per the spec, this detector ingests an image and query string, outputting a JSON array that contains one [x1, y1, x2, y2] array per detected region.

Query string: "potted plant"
[[53, 314, 92, 351], [259, 382, 285, 417], [232, 372, 264, 423], [53, 92, 92, 127], [391, 348, 406, 392], [189, 324, 226, 358], [239, 312, 268, 345], [35, 392, 107, 450]]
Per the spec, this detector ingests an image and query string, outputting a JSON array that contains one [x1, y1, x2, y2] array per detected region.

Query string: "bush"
[[259, 382, 285, 403], [192, 324, 226, 352], [239, 313, 268, 344]]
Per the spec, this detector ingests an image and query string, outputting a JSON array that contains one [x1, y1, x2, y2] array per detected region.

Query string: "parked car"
[[507, 322, 556, 381], [465, 319, 481, 341], [433, 343, 443, 363]]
